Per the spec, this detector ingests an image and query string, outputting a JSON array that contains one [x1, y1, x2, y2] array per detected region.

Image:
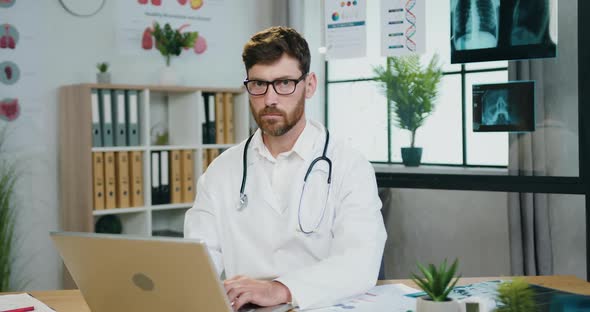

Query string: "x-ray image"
[[452, 0, 500, 50], [451, 0, 557, 63], [482, 89, 512, 125], [473, 81, 535, 132]]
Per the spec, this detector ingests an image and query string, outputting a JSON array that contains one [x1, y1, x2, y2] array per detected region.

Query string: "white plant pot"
[[159, 66, 178, 85], [96, 72, 111, 84], [416, 297, 461, 312]]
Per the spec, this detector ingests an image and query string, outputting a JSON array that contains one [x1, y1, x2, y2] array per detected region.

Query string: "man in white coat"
[[184, 26, 387, 311]]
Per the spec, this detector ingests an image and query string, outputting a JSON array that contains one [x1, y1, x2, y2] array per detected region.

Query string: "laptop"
[[50, 232, 291, 312]]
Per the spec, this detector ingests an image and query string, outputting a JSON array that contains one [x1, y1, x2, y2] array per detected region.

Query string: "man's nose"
[[264, 84, 279, 107]]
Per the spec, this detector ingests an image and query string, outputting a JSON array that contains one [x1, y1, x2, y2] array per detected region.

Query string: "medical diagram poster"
[[116, 0, 229, 58], [380, 0, 425, 57], [324, 0, 367, 59]]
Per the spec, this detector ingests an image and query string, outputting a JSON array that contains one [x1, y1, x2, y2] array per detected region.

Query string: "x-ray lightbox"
[[450, 0, 557, 64], [473, 81, 535, 132]]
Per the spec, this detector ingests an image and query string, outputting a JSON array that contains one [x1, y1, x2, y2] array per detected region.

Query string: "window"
[[326, 0, 508, 167]]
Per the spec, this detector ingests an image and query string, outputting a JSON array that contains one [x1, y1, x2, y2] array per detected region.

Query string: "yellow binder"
[[104, 151, 117, 209], [170, 150, 182, 204], [115, 152, 130, 208], [223, 93, 235, 144], [215, 93, 225, 144], [207, 148, 220, 165], [181, 150, 195, 203], [202, 149, 209, 172], [92, 152, 105, 210], [129, 151, 144, 207]]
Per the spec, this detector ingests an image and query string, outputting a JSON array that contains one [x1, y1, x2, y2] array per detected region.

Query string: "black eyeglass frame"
[[243, 73, 308, 96]]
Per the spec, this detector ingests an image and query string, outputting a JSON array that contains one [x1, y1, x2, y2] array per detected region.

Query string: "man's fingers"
[[226, 275, 246, 282], [227, 285, 244, 304], [233, 292, 253, 311], [224, 275, 247, 290]]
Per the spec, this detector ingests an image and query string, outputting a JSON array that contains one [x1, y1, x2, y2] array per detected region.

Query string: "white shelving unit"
[[59, 83, 249, 238]]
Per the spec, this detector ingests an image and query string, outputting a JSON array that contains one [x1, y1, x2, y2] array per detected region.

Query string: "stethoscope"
[[238, 127, 332, 234]]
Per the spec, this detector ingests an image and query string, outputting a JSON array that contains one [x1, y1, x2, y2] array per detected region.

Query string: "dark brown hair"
[[242, 26, 310, 75]]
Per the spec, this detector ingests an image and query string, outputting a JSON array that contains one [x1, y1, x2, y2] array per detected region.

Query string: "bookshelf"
[[58, 83, 250, 238]]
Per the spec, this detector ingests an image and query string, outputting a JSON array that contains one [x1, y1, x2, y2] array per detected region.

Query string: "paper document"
[[300, 284, 418, 312], [0, 293, 55, 312]]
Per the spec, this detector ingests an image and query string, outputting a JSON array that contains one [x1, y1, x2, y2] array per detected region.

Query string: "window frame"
[[325, 61, 508, 168]]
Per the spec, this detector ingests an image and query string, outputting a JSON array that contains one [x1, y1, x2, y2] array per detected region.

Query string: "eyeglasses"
[[243, 73, 308, 96]]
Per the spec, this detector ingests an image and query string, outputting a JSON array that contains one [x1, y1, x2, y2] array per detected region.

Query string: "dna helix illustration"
[[405, 0, 417, 51]]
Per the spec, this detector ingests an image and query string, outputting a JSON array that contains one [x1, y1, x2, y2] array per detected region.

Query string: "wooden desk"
[[24, 276, 590, 312]]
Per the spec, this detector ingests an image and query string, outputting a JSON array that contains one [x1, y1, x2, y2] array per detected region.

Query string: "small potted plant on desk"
[[495, 278, 536, 312], [411, 258, 461, 312], [151, 22, 198, 85], [373, 55, 443, 166], [96, 62, 110, 84]]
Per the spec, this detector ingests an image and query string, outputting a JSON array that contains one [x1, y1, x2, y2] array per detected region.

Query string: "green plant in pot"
[[411, 258, 461, 312], [495, 278, 536, 312], [152, 22, 198, 67], [151, 22, 198, 85], [374, 54, 443, 166], [96, 62, 110, 84]]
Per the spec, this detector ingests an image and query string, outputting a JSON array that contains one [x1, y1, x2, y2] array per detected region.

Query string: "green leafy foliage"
[[411, 258, 460, 302], [96, 62, 109, 73], [373, 55, 443, 147], [0, 133, 18, 292], [495, 278, 536, 312], [151, 22, 198, 66]]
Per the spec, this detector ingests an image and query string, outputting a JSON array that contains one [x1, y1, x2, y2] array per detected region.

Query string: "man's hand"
[[223, 275, 292, 311]]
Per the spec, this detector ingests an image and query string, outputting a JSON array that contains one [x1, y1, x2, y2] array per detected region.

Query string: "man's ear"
[[305, 72, 317, 99]]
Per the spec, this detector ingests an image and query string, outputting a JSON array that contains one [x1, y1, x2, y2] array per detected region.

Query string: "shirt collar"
[[251, 120, 322, 163]]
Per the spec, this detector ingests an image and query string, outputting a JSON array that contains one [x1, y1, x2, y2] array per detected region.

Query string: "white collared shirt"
[[184, 120, 387, 309], [250, 120, 320, 214]]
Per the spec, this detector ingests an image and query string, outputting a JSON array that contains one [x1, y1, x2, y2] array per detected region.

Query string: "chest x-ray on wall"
[[450, 0, 557, 63]]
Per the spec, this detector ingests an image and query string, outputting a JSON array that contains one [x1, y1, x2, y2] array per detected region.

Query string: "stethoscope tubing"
[[238, 126, 332, 233]]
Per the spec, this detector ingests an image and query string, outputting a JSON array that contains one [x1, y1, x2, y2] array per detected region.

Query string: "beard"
[[251, 92, 305, 137]]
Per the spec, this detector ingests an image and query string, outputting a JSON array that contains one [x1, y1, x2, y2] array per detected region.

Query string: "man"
[[184, 26, 386, 311]]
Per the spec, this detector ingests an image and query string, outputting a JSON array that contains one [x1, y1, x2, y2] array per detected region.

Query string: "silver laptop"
[[51, 232, 291, 312]]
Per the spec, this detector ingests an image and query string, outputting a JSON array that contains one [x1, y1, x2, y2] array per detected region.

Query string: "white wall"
[[3, 0, 273, 290]]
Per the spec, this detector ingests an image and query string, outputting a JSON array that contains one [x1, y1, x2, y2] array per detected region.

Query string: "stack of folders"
[[92, 151, 144, 210], [151, 150, 195, 205], [201, 92, 235, 145], [91, 89, 141, 147]]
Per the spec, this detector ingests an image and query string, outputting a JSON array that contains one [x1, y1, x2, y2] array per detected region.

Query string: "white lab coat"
[[184, 120, 387, 309]]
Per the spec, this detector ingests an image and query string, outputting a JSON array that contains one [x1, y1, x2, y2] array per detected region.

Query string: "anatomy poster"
[[117, 0, 229, 59], [0, 1, 42, 124], [324, 0, 367, 59], [0, 0, 44, 150], [380, 0, 425, 57]]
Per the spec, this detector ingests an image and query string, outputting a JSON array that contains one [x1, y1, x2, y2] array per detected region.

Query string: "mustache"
[[259, 107, 285, 116]]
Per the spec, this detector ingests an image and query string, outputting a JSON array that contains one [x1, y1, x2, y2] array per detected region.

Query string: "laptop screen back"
[[51, 232, 232, 312]]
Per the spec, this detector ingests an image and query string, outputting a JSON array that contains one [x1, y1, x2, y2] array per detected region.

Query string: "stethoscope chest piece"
[[238, 193, 248, 211]]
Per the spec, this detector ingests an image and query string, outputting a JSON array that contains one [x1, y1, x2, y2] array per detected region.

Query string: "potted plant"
[[151, 22, 198, 84], [411, 258, 461, 312], [374, 55, 443, 166], [495, 278, 536, 312], [96, 62, 110, 84]]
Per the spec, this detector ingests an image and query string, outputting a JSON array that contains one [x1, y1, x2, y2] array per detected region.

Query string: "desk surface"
[[24, 276, 590, 312]]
